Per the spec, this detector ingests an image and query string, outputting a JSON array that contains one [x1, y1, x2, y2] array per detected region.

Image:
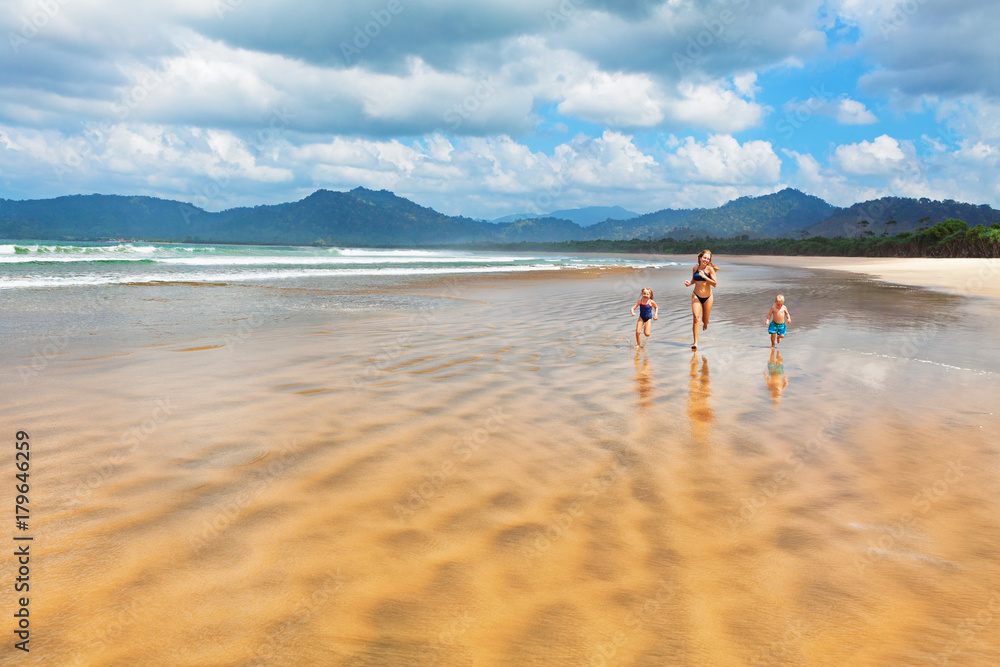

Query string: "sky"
[[1, 0, 999, 220]]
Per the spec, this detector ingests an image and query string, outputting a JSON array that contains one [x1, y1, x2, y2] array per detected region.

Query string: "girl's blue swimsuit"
[[639, 304, 653, 321]]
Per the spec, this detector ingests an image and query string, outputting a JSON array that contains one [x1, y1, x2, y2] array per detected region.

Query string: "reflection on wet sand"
[[687, 352, 714, 440], [633, 352, 653, 409], [765, 348, 789, 406]]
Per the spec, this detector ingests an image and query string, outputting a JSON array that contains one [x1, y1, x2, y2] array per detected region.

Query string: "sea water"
[[0, 241, 675, 289]]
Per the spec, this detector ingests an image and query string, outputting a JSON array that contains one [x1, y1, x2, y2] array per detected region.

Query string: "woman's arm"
[[704, 267, 718, 287]]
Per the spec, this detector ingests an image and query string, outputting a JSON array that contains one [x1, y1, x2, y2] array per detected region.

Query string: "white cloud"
[[833, 134, 913, 176], [785, 138, 1000, 211], [557, 130, 659, 188], [833, 98, 877, 124], [954, 141, 996, 164], [557, 71, 665, 127], [0, 131, 22, 151], [935, 96, 1000, 144], [733, 72, 759, 98], [662, 80, 766, 133], [783, 148, 882, 206], [785, 96, 877, 125], [667, 135, 781, 185]]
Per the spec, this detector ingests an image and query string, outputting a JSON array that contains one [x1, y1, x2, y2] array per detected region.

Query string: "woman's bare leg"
[[702, 294, 713, 330], [691, 294, 703, 349]]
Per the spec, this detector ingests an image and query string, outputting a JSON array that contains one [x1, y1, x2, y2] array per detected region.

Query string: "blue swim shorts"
[[768, 321, 786, 335]]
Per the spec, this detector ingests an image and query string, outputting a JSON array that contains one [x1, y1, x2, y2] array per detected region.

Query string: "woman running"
[[683, 249, 718, 350]]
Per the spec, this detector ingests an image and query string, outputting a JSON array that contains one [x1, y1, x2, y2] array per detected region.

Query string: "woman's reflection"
[[687, 351, 714, 440]]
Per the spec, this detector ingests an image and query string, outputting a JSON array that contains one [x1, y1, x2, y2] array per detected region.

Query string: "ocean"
[[0, 241, 676, 289]]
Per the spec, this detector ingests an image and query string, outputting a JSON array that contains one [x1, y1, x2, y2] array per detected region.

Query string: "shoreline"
[[599, 252, 1000, 301], [720, 255, 1000, 300]]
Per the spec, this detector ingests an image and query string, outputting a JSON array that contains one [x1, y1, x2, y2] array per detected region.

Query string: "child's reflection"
[[765, 348, 789, 406], [634, 352, 653, 409]]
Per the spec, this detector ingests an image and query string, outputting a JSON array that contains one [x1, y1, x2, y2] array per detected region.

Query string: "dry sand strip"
[[723, 255, 1000, 300]]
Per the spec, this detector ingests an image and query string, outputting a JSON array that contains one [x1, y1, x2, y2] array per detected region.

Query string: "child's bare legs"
[[777, 333, 784, 345], [770, 329, 776, 347], [636, 318, 652, 347]]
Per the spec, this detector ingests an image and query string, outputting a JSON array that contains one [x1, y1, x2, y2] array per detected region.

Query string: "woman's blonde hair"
[[698, 249, 719, 271]]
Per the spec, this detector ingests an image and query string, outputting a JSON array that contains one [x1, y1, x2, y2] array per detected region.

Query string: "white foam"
[[0, 243, 679, 288]]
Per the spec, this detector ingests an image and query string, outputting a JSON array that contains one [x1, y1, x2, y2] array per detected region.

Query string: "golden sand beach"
[[727, 255, 1000, 300], [2, 256, 999, 666]]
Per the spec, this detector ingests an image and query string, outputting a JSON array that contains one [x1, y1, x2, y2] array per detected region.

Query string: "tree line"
[[455, 219, 1000, 258]]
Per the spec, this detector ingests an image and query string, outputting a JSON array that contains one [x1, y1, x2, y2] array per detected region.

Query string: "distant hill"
[[491, 212, 539, 224], [487, 217, 585, 243], [805, 197, 1000, 237], [2, 187, 997, 246], [492, 205, 638, 226], [682, 188, 835, 238], [582, 207, 700, 240], [547, 205, 639, 226], [0, 188, 492, 245], [0, 194, 212, 240], [574, 188, 834, 240], [204, 188, 490, 245]]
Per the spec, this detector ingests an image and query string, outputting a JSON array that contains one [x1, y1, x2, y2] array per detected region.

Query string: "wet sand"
[[2, 260, 999, 665]]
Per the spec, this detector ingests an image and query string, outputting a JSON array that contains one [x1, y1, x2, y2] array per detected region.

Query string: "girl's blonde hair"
[[698, 249, 719, 272], [641, 286, 654, 299]]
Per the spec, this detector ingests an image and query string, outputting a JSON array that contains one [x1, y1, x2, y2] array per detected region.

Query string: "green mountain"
[[547, 205, 639, 226], [486, 217, 585, 243], [1, 187, 997, 245], [205, 188, 489, 245], [682, 188, 835, 237], [0, 188, 492, 245], [582, 207, 700, 240], [574, 188, 833, 240], [804, 197, 1000, 237], [0, 194, 209, 240]]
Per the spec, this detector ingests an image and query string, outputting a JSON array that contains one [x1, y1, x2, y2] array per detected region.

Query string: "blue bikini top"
[[693, 269, 707, 281]]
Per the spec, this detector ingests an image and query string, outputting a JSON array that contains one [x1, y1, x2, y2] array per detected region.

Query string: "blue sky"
[[1, 0, 998, 220]]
